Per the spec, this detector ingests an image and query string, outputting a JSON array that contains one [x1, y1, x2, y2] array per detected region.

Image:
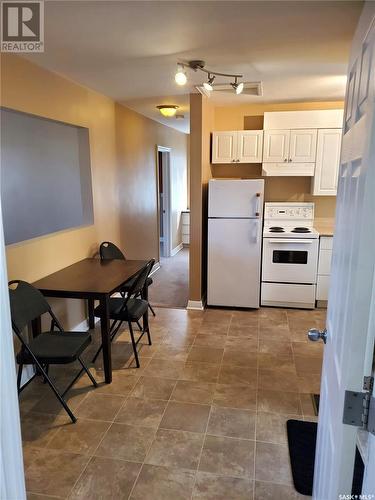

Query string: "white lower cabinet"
[[181, 211, 190, 245], [316, 236, 333, 301]]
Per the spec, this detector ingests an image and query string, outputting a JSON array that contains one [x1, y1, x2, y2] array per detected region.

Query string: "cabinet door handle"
[[284, 158, 287, 162]]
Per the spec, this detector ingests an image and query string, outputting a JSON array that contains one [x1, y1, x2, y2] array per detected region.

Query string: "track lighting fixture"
[[203, 74, 215, 92], [175, 60, 243, 94], [231, 77, 244, 95]]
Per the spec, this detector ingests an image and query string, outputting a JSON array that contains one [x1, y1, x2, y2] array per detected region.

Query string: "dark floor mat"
[[287, 419, 317, 496], [287, 419, 365, 496]]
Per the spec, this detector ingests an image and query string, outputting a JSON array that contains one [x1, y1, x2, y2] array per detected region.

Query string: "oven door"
[[262, 238, 319, 284]]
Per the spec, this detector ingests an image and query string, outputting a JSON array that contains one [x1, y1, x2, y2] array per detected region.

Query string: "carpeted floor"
[[148, 247, 189, 308]]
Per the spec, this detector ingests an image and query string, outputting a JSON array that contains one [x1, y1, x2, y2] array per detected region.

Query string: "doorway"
[[150, 145, 189, 309], [157, 146, 172, 259]]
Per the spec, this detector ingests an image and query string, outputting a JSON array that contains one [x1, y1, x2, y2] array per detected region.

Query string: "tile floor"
[[19, 306, 326, 499]]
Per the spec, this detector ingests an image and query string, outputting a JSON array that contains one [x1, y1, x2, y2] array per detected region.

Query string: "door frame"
[[156, 145, 172, 260]]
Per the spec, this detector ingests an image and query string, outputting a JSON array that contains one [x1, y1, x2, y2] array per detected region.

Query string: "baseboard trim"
[[187, 300, 205, 311], [71, 316, 100, 332], [171, 243, 183, 256]]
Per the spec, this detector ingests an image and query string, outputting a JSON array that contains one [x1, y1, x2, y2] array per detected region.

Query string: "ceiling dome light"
[[203, 74, 215, 91], [231, 79, 244, 95], [175, 67, 187, 86], [157, 105, 179, 117]]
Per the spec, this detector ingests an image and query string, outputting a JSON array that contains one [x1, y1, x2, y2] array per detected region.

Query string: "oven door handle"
[[268, 239, 314, 244]]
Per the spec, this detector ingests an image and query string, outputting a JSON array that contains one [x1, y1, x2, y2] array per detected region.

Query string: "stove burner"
[[269, 226, 285, 233], [292, 227, 311, 233]]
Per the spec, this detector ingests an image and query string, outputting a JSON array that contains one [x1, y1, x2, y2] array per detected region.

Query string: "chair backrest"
[[119, 259, 155, 312], [8, 280, 51, 333], [100, 242, 125, 261]]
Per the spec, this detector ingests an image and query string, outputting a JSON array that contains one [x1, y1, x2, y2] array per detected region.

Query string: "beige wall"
[[114, 103, 188, 258], [1, 54, 187, 328]]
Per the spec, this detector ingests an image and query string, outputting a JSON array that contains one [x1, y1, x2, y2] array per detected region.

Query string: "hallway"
[[149, 248, 189, 309]]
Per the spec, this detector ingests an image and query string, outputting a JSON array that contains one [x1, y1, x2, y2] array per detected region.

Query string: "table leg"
[[100, 295, 112, 383], [87, 298, 95, 329]]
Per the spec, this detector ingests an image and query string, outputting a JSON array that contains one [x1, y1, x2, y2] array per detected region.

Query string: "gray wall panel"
[[0, 108, 93, 245]]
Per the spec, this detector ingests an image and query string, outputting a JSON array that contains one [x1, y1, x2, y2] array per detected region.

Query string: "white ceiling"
[[24, 1, 363, 133]]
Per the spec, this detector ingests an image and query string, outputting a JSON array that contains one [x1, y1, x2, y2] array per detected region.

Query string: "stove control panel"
[[264, 203, 314, 221]]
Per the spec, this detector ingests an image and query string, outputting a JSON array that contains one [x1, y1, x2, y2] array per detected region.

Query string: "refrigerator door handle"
[[255, 218, 261, 243], [255, 192, 261, 217]]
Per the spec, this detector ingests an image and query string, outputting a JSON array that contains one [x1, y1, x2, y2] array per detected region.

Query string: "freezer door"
[[207, 218, 261, 308], [208, 179, 264, 218]]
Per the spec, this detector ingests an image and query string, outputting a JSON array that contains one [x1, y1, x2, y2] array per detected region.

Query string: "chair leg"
[[128, 321, 140, 368], [43, 364, 49, 384], [17, 364, 23, 393], [37, 363, 77, 423], [146, 326, 152, 346], [91, 344, 103, 364], [136, 320, 143, 331], [148, 303, 156, 317], [91, 319, 123, 364], [78, 357, 98, 388]]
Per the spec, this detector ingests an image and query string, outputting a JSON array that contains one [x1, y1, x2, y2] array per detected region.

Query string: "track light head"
[[175, 65, 187, 86], [231, 78, 244, 95], [203, 74, 215, 91]]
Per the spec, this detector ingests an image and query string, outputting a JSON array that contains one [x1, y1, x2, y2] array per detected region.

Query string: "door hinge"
[[343, 376, 375, 436]]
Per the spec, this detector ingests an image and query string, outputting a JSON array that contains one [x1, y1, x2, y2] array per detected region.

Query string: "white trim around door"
[[156, 145, 172, 260]]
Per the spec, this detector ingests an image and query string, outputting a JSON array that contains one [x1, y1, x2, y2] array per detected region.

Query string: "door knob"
[[308, 328, 327, 344]]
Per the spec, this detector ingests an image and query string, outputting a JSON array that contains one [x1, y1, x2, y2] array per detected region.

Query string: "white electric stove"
[[261, 202, 319, 309]]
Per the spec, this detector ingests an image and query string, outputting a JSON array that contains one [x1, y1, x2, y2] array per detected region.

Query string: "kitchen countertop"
[[314, 218, 335, 237]]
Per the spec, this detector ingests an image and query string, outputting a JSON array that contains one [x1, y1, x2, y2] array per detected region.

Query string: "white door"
[[237, 130, 263, 163], [289, 129, 317, 163], [312, 129, 342, 196], [208, 179, 264, 218], [263, 129, 290, 163], [207, 218, 261, 308], [0, 202, 26, 499], [211, 131, 237, 163], [313, 5, 375, 498]]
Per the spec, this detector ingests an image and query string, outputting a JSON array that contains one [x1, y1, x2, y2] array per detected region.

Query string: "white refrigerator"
[[207, 179, 264, 308]]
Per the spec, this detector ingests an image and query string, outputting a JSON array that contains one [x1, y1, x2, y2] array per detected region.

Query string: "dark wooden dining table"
[[32, 258, 148, 383]]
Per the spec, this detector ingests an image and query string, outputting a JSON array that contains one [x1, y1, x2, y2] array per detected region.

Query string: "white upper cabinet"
[[311, 129, 342, 196], [263, 130, 290, 163], [263, 129, 317, 164], [289, 129, 317, 163], [237, 131, 263, 163], [212, 131, 237, 163], [212, 130, 263, 164]]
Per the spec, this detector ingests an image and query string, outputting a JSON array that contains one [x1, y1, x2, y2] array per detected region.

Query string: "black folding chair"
[[92, 259, 155, 368], [100, 242, 156, 317], [8, 280, 98, 423]]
